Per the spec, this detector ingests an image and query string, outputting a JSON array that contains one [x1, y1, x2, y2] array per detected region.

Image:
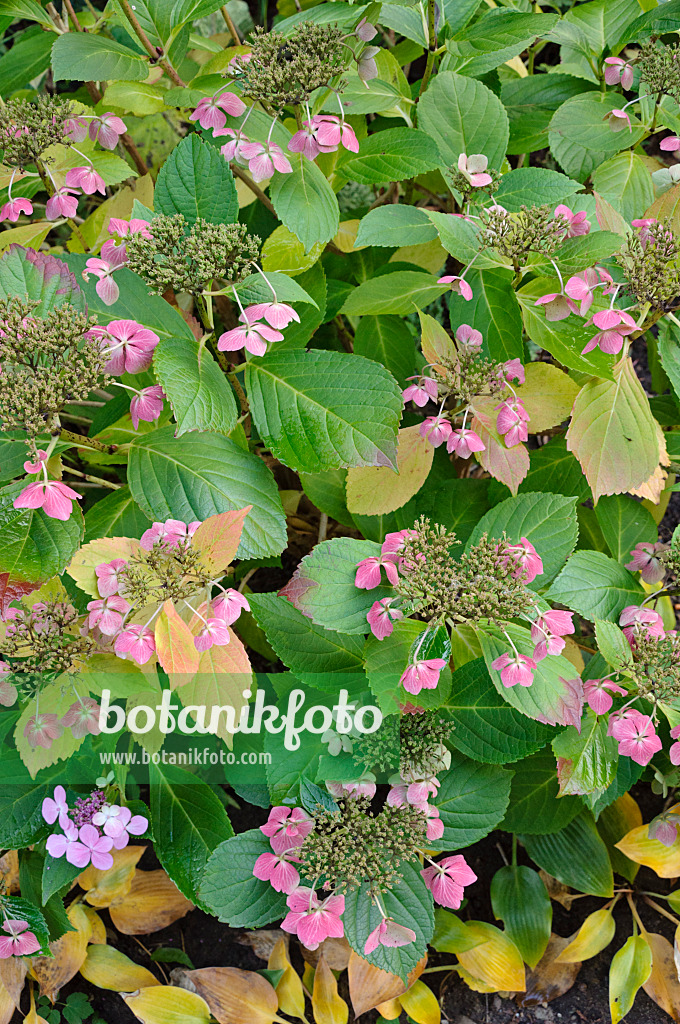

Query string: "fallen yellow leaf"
[[80, 943, 160, 992]]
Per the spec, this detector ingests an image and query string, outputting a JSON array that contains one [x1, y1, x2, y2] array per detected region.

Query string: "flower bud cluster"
[[479, 203, 572, 262], [619, 219, 680, 311], [0, 600, 94, 687], [0, 96, 74, 168], [638, 40, 680, 101]]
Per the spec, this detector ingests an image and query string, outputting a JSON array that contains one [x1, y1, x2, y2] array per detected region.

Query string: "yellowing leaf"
[[610, 935, 652, 1024], [0, 956, 26, 1009], [81, 906, 107, 944], [456, 921, 526, 993], [375, 999, 403, 1018], [177, 967, 279, 1024], [348, 950, 424, 1017], [616, 823, 680, 877], [191, 508, 251, 574], [32, 902, 92, 1002], [418, 310, 457, 371], [471, 398, 529, 495], [598, 793, 643, 884], [346, 424, 434, 515], [566, 357, 659, 502], [312, 955, 349, 1024], [67, 537, 141, 597], [268, 938, 305, 1020], [630, 421, 669, 504], [109, 869, 193, 934], [333, 219, 364, 252], [519, 934, 581, 1008], [513, 363, 579, 432], [26, 990, 49, 1024], [398, 979, 441, 1024], [641, 932, 680, 1020], [555, 909, 615, 963], [155, 600, 200, 681], [261, 224, 323, 276], [79, 845, 146, 908], [178, 630, 252, 746], [123, 985, 212, 1024], [80, 943, 160, 991], [391, 239, 447, 274], [15, 681, 86, 778], [0, 221, 51, 256]]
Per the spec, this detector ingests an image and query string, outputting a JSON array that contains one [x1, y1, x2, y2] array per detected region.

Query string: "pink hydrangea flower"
[[534, 291, 577, 321], [60, 698, 101, 738], [102, 805, 148, 849], [82, 239, 128, 305], [661, 135, 680, 152], [42, 785, 69, 828], [0, 198, 32, 222], [327, 777, 377, 800], [108, 217, 153, 239], [564, 268, 602, 316], [502, 359, 525, 385], [357, 45, 379, 82], [281, 888, 345, 950], [213, 126, 251, 162], [66, 823, 114, 870], [632, 218, 659, 246], [189, 91, 246, 130], [500, 537, 543, 582], [242, 301, 299, 330], [0, 668, 17, 708], [140, 519, 200, 551], [583, 678, 627, 715], [64, 116, 88, 142], [87, 595, 130, 636], [212, 589, 250, 626], [619, 605, 665, 644], [403, 376, 438, 407], [531, 609, 574, 660], [496, 398, 530, 447], [194, 616, 231, 652], [491, 652, 536, 688], [355, 555, 399, 589], [425, 804, 444, 842], [607, 108, 632, 132], [130, 385, 165, 430], [364, 916, 416, 955], [554, 204, 590, 237], [0, 920, 40, 959], [614, 712, 662, 766], [366, 598, 403, 640], [89, 319, 160, 375], [95, 558, 128, 598], [457, 153, 492, 187], [24, 713, 63, 749], [240, 141, 292, 182], [253, 850, 301, 893], [261, 806, 313, 854], [288, 121, 326, 160], [356, 16, 377, 40], [65, 166, 106, 195], [89, 113, 127, 150], [13, 479, 81, 521], [446, 427, 485, 459], [217, 320, 284, 357], [46, 187, 79, 220], [455, 324, 483, 349], [46, 821, 79, 860], [114, 624, 156, 664], [604, 57, 634, 90], [582, 308, 637, 355], [420, 415, 452, 448], [381, 529, 417, 558], [649, 814, 680, 847], [421, 854, 477, 909], [438, 275, 472, 300], [625, 542, 667, 585], [400, 658, 447, 695], [313, 115, 359, 154], [669, 724, 680, 765]]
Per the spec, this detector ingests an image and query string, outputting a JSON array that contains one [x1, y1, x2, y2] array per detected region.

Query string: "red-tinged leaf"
[[594, 193, 627, 235], [191, 507, 251, 574], [176, 629, 252, 745], [471, 398, 529, 495], [566, 357, 659, 502], [0, 573, 40, 617], [154, 600, 199, 681], [418, 309, 457, 374]]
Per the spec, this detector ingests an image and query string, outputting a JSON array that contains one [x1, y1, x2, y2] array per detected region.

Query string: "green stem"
[[63, 467, 120, 489], [117, 0, 185, 86], [416, 0, 437, 102], [35, 161, 89, 251], [59, 428, 117, 455]]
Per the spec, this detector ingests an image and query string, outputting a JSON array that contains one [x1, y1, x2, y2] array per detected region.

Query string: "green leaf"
[[595, 619, 633, 671], [42, 855, 82, 906], [468, 491, 579, 587], [552, 712, 618, 796], [340, 270, 448, 316], [199, 828, 288, 927], [490, 866, 552, 968], [594, 494, 658, 563], [432, 908, 481, 954], [153, 336, 238, 436], [657, 317, 680, 405], [248, 592, 367, 691], [427, 210, 508, 270], [541, 231, 623, 278], [343, 859, 434, 981], [0, 481, 83, 591], [270, 153, 339, 252], [337, 128, 441, 185], [1, 896, 50, 955], [446, 10, 558, 77], [245, 350, 402, 473], [51, 33, 150, 82], [149, 762, 233, 908], [84, 486, 151, 542], [127, 426, 287, 559], [549, 93, 646, 182], [279, 537, 390, 634], [355, 206, 438, 248], [546, 549, 644, 621], [591, 152, 654, 222], [502, 73, 596, 155], [610, 935, 653, 1024], [516, 437, 592, 502], [494, 167, 582, 212], [234, 271, 318, 308], [353, 315, 416, 386], [519, 811, 614, 897], [418, 71, 509, 168], [448, 268, 523, 364], [0, 28, 53, 94], [2, 0, 53, 27], [478, 623, 584, 729], [102, 80, 166, 116], [501, 748, 582, 835], [423, 478, 490, 547], [155, 133, 238, 227], [446, 659, 554, 765], [434, 751, 512, 849], [364, 619, 452, 715], [0, 247, 85, 317]]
